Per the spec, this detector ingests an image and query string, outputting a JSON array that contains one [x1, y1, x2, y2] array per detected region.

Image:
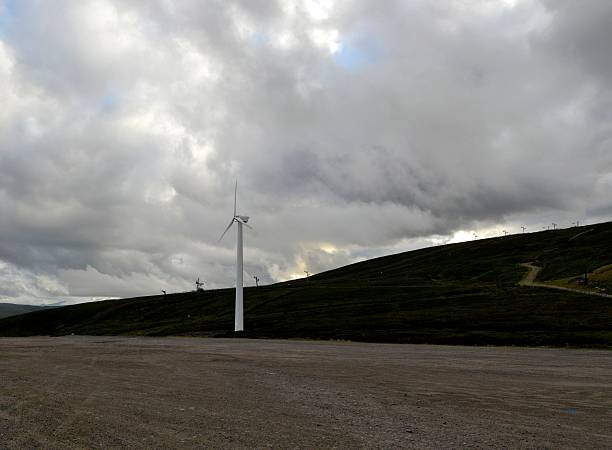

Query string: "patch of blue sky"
[[253, 31, 269, 45], [98, 93, 120, 112], [0, 0, 16, 34], [334, 44, 370, 69], [333, 37, 383, 70]]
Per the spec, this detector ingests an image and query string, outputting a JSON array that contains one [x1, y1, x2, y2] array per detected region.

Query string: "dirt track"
[[1, 336, 611, 449], [519, 262, 612, 298]]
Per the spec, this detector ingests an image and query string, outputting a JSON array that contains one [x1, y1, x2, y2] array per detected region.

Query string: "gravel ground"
[[1, 336, 611, 449]]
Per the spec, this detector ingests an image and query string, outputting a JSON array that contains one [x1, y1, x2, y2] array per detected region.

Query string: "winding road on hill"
[[519, 262, 612, 298]]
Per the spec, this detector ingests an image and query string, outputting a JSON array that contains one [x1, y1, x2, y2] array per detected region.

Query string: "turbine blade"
[[218, 218, 235, 242], [242, 222, 257, 237], [234, 180, 237, 217]]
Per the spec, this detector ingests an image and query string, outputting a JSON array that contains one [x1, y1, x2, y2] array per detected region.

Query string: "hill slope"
[[2, 222, 612, 347]]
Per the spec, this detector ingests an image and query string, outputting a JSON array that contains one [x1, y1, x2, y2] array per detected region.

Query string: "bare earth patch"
[[1, 336, 611, 449]]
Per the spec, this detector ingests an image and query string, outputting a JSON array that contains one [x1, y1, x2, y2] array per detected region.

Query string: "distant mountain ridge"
[[0, 303, 52, 319], [1, 221, 612, 347]]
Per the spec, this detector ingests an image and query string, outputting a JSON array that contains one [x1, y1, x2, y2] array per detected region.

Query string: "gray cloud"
[[0, 0, 611, 304]]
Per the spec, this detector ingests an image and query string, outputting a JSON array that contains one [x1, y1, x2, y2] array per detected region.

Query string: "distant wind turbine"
[[521, 226, 526, 233], [218, 181, 252, 332], [253, 275, 259, 287], [552, 223, 557, 230]]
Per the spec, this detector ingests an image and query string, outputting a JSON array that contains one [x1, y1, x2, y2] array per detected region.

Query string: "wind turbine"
[[218, 181, 252, 332]]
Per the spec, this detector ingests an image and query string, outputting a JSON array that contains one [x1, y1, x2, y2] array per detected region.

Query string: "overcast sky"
[[1, 0, 611, 305]]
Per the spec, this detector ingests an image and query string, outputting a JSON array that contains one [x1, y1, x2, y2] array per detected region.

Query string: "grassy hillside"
[[2, 222, 612, 347], [0, 303, 51, 319]]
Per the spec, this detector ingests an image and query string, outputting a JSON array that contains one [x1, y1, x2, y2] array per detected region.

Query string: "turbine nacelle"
[[217, 182, 253, 242]]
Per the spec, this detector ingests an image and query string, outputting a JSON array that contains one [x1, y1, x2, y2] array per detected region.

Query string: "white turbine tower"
[[218, 181, 252, 332]]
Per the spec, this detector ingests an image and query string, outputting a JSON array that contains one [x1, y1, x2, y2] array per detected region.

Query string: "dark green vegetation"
[[2, 222, 612, 347], [0, 303, 52, 320]]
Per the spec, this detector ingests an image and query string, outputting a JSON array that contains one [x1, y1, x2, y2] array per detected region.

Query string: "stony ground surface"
[[0, 336, 611, 449]]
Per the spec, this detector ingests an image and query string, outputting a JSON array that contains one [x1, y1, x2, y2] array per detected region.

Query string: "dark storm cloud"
[[539, 0, 612, 83], [0, 0, 611, 304]]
